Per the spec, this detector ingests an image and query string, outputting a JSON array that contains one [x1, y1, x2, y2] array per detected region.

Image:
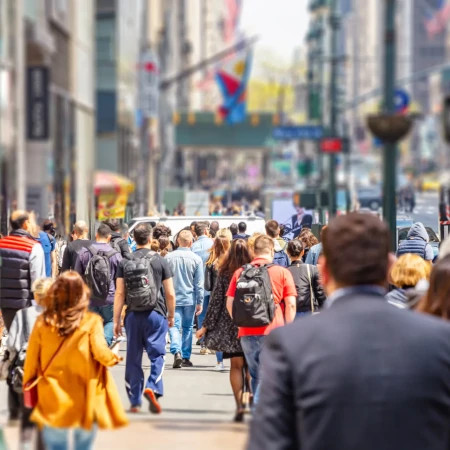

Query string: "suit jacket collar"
[[327, 285, 386, 309]]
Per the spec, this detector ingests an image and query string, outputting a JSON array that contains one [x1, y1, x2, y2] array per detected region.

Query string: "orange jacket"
[[23, 312, 128, 430]]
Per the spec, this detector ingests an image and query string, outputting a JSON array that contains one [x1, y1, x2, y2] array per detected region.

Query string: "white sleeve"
[[30, 243, 46, 282]]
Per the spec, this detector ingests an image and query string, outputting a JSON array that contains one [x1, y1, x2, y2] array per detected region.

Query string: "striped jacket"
[[0, 229, 46, 309]]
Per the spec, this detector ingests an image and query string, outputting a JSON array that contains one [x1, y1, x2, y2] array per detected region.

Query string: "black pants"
[[1, 307, 19, 332], [2, 307, 42, 447], [2, 308, 20, 419]]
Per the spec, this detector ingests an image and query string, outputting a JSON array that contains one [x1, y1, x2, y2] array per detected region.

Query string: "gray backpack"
[[123, 251, 158, 311], [84, 246, 117, 302]]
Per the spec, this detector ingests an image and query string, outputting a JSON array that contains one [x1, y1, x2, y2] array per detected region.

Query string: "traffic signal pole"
[[328, 0, 339, 217], [383, 0, 398, 251]]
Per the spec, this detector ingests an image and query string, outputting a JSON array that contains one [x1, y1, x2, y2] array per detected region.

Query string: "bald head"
[[10, 210, 30, 231], [178, 230, 193, 248], [72, 220, 89, 239]]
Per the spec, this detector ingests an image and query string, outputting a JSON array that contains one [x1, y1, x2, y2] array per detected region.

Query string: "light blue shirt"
[[166, 247, 204, 307], [191, 235, 214, 267], [305, 243, 322, 266]]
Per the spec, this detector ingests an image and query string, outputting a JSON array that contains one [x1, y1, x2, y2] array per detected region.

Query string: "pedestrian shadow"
[[203, 393, 233, 397], [129, 417, 248, 433]]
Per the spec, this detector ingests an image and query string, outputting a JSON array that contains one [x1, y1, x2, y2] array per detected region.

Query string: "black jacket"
[[110, 233, 131, 259], [61, 239, 92, 271], [0, 230, 39, 309], [249, 291, 450, 450], [287, 261, 326, 312]]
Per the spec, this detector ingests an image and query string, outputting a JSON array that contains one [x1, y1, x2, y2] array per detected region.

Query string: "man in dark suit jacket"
[[249, 213, 450, 450]]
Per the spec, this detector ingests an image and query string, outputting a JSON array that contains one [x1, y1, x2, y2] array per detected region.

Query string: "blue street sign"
[[394, 89, 410, 113], [272, 126, 324, 141]]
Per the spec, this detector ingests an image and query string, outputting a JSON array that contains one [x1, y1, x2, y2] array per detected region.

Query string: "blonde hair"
[[178, 230, 193, 247], [32, 278, 53, 305], [206, 234, 231, 266], [247, 232, 264, 258], [216, 228, 232, 241], [390, 254, 432, 288]]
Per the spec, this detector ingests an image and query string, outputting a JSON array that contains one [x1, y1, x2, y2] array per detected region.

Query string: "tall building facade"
[[0, 0, 96, 235]]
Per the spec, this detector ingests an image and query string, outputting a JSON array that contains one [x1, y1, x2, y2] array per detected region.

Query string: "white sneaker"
[[214, 362, 226, 371]]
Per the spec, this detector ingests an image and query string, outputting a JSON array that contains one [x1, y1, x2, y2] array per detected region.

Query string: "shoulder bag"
[[23, 337, 66, 409]]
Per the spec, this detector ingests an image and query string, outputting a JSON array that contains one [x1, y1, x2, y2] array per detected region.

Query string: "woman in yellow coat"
[[23, 271, 128, 450]]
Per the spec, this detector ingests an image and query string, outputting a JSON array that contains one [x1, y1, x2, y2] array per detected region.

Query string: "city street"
[[410, 192, 439, 231], [0, 342, 248, 450]]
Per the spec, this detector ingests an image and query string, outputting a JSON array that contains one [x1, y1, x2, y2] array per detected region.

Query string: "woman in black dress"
[[196, 239, 251, 421], [203, 229, 232, 367]]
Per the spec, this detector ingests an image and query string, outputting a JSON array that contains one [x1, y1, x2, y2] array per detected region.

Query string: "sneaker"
[[129, 405, 141, 413], [173, 352, 182, 369], [200, 346, 210, 355], [144, 388, 162, 414], [214, 362, 226, 371], [181, 358, 193, 367]]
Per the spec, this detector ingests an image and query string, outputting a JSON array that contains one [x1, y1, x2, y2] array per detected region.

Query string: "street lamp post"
[[328, 0, 340, 217], [383, 0, 397, 251], [367, 0, 413, 251]]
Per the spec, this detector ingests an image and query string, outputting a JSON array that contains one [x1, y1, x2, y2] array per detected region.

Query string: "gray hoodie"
[[397, 222, 434, 261]]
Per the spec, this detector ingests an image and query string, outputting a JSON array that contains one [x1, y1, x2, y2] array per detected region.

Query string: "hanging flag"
[[424, 0, 450, 38], [215, 50, 252, 124], [224, 0, 243, 43]]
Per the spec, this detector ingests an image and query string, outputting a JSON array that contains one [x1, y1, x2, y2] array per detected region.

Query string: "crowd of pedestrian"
[[0, 209, 449, 449]]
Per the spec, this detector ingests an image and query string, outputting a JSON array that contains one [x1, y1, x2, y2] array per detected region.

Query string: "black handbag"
[[204, 264, 214, 292]]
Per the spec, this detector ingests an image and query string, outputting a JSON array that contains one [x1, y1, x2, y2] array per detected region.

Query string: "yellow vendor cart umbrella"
[[94, 171, 135, 221]]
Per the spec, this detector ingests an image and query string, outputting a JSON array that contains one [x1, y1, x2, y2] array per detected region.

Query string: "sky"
[[240, 0, 309, 71]]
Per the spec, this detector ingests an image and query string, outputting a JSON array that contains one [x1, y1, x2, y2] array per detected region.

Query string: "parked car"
[[357, 186, 382, 211]]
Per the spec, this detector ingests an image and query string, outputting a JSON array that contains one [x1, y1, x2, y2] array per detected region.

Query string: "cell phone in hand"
[[109, 336, 125, 351]]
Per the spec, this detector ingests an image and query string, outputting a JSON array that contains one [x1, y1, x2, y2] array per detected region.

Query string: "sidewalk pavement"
[[1, 342, 250, 449]]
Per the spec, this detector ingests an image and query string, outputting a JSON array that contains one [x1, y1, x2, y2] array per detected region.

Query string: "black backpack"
[[123, 251, 158, 311], [110, 236, 125, 254], [84, 246, 117, 302], [232, 264, 275, 327]]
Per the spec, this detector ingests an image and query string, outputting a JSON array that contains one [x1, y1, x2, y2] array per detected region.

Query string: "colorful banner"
[[424, 0, 450, 38], [97, 192, 129, 221], [216, 50, 252, 124]]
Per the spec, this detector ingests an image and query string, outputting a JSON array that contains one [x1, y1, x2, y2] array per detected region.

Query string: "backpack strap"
[[144, 251, 157, 260], [105, 249, 118, 258], [87, 246, 98, 257]]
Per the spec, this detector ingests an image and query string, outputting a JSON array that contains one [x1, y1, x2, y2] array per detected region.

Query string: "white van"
[[128, 215, 266, 240]]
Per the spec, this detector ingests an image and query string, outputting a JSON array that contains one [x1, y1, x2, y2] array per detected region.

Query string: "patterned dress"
[[203, 272, 243, 355]]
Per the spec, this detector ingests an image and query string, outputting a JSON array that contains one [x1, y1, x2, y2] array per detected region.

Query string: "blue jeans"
[[42, 427, 96, 450], [125, 310, 168, 406], [90, 304, 114, 346], [295, 311, 311, 320], [169, 305, 196, 359], [240, 335, 265, 405], [216, 352, 223, 363]]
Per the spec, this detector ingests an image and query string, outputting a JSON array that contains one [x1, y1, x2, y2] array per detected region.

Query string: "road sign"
[[138, 49, 159, 118], [272, 125, 324, 141], [394, 89, 410, 114], [321, 138, 343, 153]]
